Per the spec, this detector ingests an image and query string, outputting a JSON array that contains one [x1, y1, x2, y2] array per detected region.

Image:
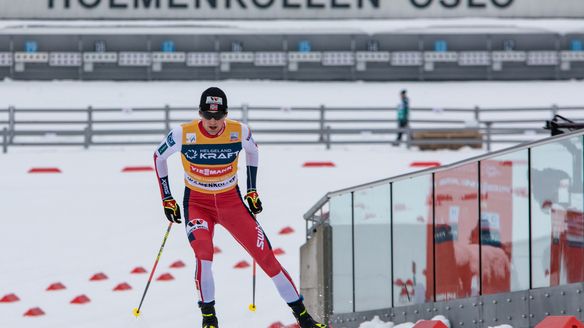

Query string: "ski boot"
[[288, 298, 327, 328], [199, 301, 218, 328]]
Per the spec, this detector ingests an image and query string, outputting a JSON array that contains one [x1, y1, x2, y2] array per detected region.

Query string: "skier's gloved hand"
[[244, 189, 263, 214], [162, 197, 182, 223]]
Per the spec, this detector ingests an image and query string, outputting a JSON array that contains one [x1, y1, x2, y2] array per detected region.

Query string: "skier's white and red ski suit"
[[154, 119, 299, 304]]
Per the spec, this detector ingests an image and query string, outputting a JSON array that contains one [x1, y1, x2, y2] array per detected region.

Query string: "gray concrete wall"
[[300, 224, 332, 324]]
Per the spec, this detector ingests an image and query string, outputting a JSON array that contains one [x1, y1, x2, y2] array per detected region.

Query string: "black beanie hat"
[[199, 87, 228, 112]]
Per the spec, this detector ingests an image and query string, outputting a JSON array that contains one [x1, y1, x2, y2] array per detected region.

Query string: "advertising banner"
[[0, 0, 583, 20]]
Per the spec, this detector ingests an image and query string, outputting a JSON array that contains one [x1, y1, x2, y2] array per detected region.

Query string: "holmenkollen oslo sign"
[[0, 0, 583, 19]]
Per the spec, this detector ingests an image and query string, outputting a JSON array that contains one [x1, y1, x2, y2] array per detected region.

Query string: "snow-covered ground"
[[1, 80, 583, 109], [359, 314, 451, 328], [1, 79, 581, 328], [0, 144, 482, 328]]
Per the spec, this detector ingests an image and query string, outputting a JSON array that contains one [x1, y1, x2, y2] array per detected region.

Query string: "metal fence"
[[1, 104, 583, 154]]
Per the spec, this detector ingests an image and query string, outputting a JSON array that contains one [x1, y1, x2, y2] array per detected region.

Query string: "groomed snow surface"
[[2, 79, 581, 327], [0, 144, 483, 328]]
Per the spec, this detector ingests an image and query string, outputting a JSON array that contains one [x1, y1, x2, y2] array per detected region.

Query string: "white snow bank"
[[358, 314, 451, 328], [431, 315, 451, 328], [394, 323, 415, 328], [358, 316, 395, 328]]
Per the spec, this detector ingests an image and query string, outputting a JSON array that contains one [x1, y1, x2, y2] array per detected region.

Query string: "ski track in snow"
[[2, 78, 580, 327], [0, 144, 483, 328]]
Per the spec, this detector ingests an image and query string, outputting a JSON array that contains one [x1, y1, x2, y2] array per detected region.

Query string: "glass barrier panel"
[[480, 150, 529, 294], [434, 163, 480, 301], [354, 184, 391, 311], [330, 192, 354, 313], [531, 136, 584, 288], [393, 175, 434, 306]]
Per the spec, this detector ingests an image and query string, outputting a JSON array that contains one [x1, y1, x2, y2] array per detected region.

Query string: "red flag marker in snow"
[[410, 161, 441, 168], [131, 266, 147, 274], [267, 322, 285, 328], [285, 323, 300, 328], [23, 307, 45, 317], [122, 166, 154, 172], [28, 167, 61, 174], [46, 282, 66, 291], [0, 293, 20, 303], [170, 260, 186, 268], [213, 246, 222, 254], [302, 162, 335, 168], [89, 272, 108, 281], [156, 273, 175, 281], [113, 283, 132, 291], [233, 260, 250, 269], [273, 248, 286, 256], [70, 295, 91, 304], [279, 226, 295, 235]]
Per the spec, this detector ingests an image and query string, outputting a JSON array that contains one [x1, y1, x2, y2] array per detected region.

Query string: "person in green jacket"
[[394, 89, 410, 145]]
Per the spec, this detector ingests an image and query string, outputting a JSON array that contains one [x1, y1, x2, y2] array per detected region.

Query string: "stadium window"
[[503, 39, 515, 51], [367, 39, 380, 52], [25, 41, 38, 53], [94, 40, 107, 53], [298, 40, 311, 53], [571, 40, 583, 52], [434, 40, 447, 52], [162, 40, 176, 53], [231, 41, 243, 52]]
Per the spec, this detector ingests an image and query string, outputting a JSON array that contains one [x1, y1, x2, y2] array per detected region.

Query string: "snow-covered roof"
[[0, 18, 583, 35]]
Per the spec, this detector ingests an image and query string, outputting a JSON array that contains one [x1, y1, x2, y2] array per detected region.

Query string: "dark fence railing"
[[1, 104, 583, 153]]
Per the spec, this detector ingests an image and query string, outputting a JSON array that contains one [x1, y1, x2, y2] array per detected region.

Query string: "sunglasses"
[[200, 110, 227, 120]]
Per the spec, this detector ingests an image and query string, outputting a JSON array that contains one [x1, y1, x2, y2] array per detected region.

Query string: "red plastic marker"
[[410, 161, 441, 168], [28, 167, 61, 174], [0, 293, 19, 303], [234, 261, 250, 269], [113, 283, 132, 291], [302, 161, 335, 168], [89, 272, 108, 281], [169, 260, 186, 268], [46, 282, 66, 291], [122, 166, 154, 172], [279, 226, 295, 235], [131, 266, 147, 274], [23, 307, 45, 317], [156, 273, 175, 281], [70, 295, 91, 304]]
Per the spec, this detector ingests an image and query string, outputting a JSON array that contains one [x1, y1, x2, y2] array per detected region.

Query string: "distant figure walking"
[[394, 89, 410, 145]]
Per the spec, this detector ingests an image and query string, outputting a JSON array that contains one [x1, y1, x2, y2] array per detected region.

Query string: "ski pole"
[[248, 259, 257, 312], [133, 221, 173, 318]]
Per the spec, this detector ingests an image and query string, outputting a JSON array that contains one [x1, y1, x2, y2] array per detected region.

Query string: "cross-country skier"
[[154, 87, 327, 328]]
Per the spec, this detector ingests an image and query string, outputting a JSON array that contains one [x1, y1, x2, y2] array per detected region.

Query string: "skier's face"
[[199, 110, 227, 135]]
